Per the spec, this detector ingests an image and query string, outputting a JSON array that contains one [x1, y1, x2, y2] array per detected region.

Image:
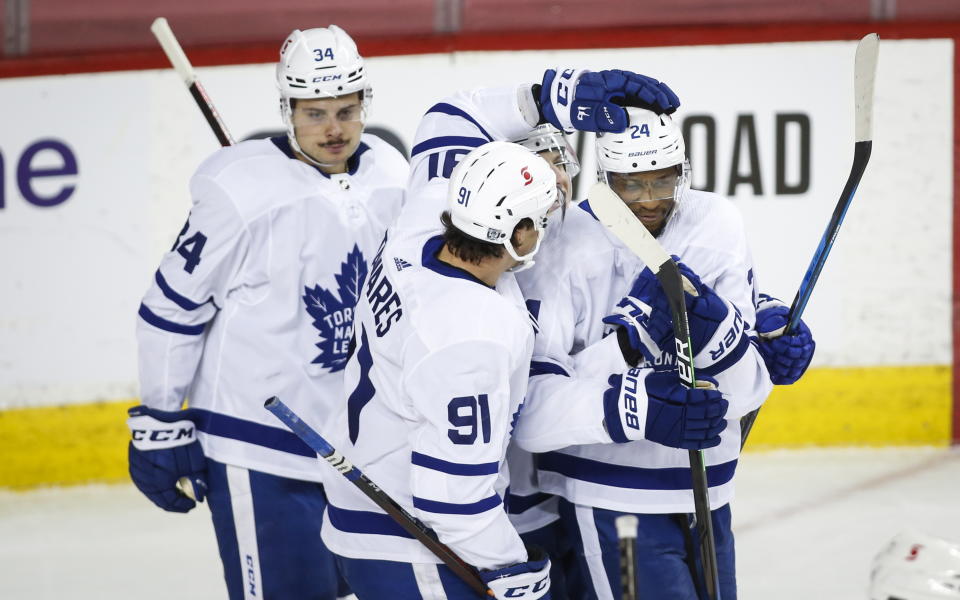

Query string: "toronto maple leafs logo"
[[303, 245, 368, 371]]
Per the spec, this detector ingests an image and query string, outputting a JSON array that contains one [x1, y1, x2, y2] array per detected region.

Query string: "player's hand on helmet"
[[480, 545, 551, 600], [538, 68, 680, 134], [127, 405, 208, 513], [604, 260, 749, 376], [754, 293, 816, 385], [603, 368, 728, 449]]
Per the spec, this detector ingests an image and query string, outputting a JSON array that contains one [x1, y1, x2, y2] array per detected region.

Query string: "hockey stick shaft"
[[587, 182, 721, 600], [150, 17, 235, 147], [740, 33, 878, 447], [263, 397, 492, 598]]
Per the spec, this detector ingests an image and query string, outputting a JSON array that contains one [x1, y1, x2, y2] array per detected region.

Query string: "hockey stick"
[[263, 397, 493, 598], [615, 514, 639, 600], [740, 33, 879, 447], [587, 181, 721, 600], [150, 17, 235, 147]]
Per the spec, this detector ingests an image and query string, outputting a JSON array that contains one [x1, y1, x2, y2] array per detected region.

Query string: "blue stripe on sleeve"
[[411, 136, 487, 157], [506, 492, 554, 515], [529, 360, 570, 378], [138, 304, 205, 335], [538, 452, 738, 491], [326, 503, 414, 539], [411, 452, 499, 476], [698, 334, 751, 378], [155, 271, 206, 311], [412, 494, 502, 515], [191, 409, 316, 458], [424, 103, 494, 141]]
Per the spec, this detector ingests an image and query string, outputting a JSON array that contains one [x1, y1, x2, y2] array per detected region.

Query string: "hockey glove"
[[480, 545, 551, 600], [538, 68, 680, 134], [604, 261, 749, 376], [755, 293, 816, 385], [603, 368, 728, 450], [127, 405, 208, 513]]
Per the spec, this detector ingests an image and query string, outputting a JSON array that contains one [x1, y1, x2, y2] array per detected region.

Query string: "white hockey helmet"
[[595, 107, 691, 205], [514, 124, 580, 209], [869, 530, 960, 600], [276, 26, 371, 163], [448, 141, 559, 270]]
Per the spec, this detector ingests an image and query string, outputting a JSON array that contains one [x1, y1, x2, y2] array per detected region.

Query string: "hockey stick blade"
[[587, 182, 720, 600], [151, 17, 235, 147], [263, 397, 493, 598], [741, 33, 879, 448]]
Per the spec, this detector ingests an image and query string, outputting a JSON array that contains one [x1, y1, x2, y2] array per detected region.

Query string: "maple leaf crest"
[[303, 245, 368, 371]]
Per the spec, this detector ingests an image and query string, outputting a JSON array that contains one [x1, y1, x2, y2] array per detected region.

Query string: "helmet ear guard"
[[447, 141, 559, 271]]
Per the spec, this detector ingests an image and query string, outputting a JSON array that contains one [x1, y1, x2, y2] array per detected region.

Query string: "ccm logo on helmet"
[[313, 75, 343, 82], [521, 166, 533, 186]]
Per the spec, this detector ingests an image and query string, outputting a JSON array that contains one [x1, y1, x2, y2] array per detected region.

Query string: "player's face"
[[609, 167, 678, 233], [290, 93, 364, 173], [538, 149, 572, 207]]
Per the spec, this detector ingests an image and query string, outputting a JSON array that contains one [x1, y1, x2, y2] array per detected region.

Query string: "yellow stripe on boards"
[[0, 399, 137, 489], [0, 364, 953, 489], [745, 365, 952, 449]]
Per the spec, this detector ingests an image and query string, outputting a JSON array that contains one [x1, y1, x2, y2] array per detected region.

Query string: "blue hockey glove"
[[755, 294, 816, 385], [481, 546, 551, 600], [603, 368, 728, 449], [127, 405, 208, 513], [538, 68, 680, 134], [604, 260, 749, 376]]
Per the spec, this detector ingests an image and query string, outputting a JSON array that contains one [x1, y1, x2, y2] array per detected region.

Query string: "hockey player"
[[126, 26, 407, 600], [320, 141, 561, 599], [510, 106, 816, 600]]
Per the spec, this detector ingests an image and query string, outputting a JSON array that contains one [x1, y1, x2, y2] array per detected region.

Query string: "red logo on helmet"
[[521, 166, 533, 186], [906, 544, 924, 561]]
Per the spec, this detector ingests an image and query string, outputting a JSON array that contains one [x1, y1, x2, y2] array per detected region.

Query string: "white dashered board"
[[0, 39, 951, 407]]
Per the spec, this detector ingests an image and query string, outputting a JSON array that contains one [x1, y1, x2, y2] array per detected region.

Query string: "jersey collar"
[[270, 135, 370, 178], [421, 235, 495, 289]]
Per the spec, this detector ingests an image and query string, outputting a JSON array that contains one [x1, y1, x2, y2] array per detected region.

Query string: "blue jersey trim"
[[155, 270, 205, 311], [538, 452, 738, 491], [326, 503, 414, 539], [698, 333, 751, 378], [138, 304, 205, 335], [529, 360, 570, 378], [270, 135, 370, 176], [191, 409, 316, 458], [506, 491, 554, 515], [421, 235, 494, 289], [411, 136, 487, 158], [411, 452, 499, 476], [424, 103, 494, 141], [412, 494, 502, 515]]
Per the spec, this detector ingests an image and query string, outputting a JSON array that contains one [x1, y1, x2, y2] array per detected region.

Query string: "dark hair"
[[440, 211, 533, 265]]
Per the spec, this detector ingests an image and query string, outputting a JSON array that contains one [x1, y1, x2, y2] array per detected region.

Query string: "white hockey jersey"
[[319, 232, 534, 570], [512, 193, 774, 514], [385, 84, 560, 533], [136, 134, 407, 482]]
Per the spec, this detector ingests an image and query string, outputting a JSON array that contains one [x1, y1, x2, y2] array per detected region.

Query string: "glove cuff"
[[602, 368, 649, 444]]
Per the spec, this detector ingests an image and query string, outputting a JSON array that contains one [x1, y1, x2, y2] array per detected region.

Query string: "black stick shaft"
[[657, 261, 721, 600], [263, 397, 491, 598]]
